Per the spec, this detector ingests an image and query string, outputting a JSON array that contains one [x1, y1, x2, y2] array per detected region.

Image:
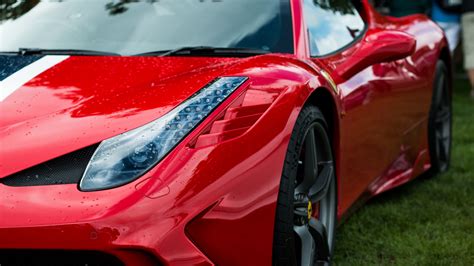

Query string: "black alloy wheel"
[[273, 106, 337, 266], [428, 61, 452, 174]]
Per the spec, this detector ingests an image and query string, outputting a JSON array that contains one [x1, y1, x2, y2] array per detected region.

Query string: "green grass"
[[333, 79, 474, 265]]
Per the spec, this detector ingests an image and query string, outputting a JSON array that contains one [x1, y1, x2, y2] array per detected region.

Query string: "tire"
[[273, 105, 337, 266], [427, 61, 452, 175]]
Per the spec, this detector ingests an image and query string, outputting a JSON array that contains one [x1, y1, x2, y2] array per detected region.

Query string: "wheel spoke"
[[437, 76, 445, 103], [435, 105, 450, 124], [296, 128, 318, 194], [441, 132, 450, 159], [436, 128, 441, 143], [438, 135, 447, 160], [294, 205, 309, 218], [309, 161, 334, 202], [435, 109, 449, 124], [308, 218, 330, 262], [294, 225, 316, 266], [435, 109, 451, 162]]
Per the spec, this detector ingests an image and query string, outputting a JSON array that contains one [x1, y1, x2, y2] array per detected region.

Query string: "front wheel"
[[273, 106, 337, 266]]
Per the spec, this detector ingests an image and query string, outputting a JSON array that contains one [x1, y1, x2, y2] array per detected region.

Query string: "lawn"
[[333, 78, 474, 265]]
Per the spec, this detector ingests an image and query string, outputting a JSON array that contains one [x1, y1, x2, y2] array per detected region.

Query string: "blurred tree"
[[389, 0, 431, 17], [105, 0, 139, 15], [0, 0, 40, 23], [105, 0, 158, 15], [313, 0, 356, 14]]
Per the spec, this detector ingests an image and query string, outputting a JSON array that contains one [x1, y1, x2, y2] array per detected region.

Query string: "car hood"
[[0, 55, 241, 177]]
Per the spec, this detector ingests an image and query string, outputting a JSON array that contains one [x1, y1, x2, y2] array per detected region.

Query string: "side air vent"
[[0, 144, 99, 187], [192, 88, 276, 148]]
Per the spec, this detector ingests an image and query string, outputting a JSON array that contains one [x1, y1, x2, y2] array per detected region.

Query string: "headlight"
[[80, 77, 247, 191]]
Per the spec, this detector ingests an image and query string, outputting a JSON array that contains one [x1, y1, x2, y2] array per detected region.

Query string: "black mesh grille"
[[0, 249, 123, 266], [0, 144, 99, 187]]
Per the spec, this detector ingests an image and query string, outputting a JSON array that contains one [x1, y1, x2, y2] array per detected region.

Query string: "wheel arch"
[[305, 87, 341, 215], [438, 46, 453, 96], [306, 88, 339, 141]]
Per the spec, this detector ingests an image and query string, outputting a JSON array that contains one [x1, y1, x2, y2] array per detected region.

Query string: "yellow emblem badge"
[[307, 201, 312, 220]]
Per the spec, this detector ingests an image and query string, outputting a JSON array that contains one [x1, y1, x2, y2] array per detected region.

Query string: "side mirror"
[[336, 30, 416, 80]]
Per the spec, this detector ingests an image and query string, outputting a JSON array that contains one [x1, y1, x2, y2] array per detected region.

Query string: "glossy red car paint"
[[0, 0, 449, 265]]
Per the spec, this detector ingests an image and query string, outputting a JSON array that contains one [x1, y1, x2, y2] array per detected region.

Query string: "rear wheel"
[[273, 106, 337, 266], [428, 61, 452, 175]]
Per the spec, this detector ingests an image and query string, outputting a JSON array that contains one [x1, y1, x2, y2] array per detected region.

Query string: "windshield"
[[0, 0, 294, 56]]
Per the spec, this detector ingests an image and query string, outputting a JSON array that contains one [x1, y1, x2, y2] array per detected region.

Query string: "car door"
[[302, 0, 420, 214]]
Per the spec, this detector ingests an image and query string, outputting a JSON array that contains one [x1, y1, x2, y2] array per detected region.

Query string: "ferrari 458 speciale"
[[0, 0, 452, 265]]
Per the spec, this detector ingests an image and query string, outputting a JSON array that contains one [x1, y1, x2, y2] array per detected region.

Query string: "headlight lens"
[[80, 77, 247, 191]]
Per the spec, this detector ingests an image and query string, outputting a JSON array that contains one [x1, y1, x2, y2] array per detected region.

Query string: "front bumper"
[[0, 78, 302, 265], [0, 115, 289, 265]]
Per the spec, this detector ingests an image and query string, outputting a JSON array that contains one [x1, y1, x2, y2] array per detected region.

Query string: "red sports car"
[[0, 0, 452, 265]]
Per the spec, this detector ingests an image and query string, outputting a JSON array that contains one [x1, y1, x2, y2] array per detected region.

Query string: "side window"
[[303, 0, 366, 56]]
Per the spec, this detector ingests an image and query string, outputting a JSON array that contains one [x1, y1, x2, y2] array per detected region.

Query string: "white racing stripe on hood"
[[0, 55, 69, 102]]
